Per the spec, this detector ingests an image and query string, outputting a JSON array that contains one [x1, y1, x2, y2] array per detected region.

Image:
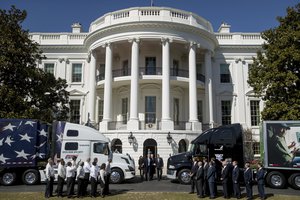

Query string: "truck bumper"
[[124, 170, 135, 180], [166, 169, 177, 180]]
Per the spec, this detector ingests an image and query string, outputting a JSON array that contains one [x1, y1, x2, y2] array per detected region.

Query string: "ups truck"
[[167, 122, 300, 190], [0, 119, 135, 185]]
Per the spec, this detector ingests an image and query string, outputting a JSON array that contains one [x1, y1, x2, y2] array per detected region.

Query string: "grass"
[[0, 192, 299, 200]]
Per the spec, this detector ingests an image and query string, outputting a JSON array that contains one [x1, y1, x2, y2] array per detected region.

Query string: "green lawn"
[[0, 192, 299, 200]]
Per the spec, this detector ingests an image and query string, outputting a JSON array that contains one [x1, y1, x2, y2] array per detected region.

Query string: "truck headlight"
[[128, 165, 135, 171], [169, 165, 175, 169]]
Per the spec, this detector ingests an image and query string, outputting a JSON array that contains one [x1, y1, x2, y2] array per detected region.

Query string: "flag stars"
[[5, 137, 14, 146], [39, 129, 48, 137], [25, 121, 35, 127], [15, 150, 30, 160], [3, 123, 16, 131], [0, 154, 9, 163], [20, 133, 33, 143]]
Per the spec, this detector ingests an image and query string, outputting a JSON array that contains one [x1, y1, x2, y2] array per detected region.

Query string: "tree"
[[248, 3, 300, 120], [0, 6, 69, 122]]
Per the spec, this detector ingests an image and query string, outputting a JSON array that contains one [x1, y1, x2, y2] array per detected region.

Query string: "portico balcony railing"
[[96, 67, 205, 82]]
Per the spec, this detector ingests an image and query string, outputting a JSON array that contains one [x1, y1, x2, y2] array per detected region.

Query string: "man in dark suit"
[[189, 157, 199, 194], [196, 161, 204, 198], [155, 154, 164, 181], [232, 161, 241, 199], [244, 162, 253, 200], [256, 163, 265, 200], [138, 155, 145, 181], [221, 160, 230, 198], [203, 158, 209, 197], [207, 161, 216, 199], [144, 154, 153, 181]]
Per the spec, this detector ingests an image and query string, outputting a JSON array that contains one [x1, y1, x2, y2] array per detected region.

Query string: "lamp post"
[[128, 132, 135, 145], [167, 132, 173, 145]]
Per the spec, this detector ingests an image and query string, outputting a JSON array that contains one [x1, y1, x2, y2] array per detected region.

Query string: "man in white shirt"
[[76, 161, 85, 198], [83, 158, 91, 196], [45, 158, 55, 198], [66, 161, 77, 198], [90, 160, 99, 197], [56, 158, 66, 197]]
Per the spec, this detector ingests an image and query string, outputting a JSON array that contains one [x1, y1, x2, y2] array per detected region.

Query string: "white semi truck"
[[0, 119, 135, 185]]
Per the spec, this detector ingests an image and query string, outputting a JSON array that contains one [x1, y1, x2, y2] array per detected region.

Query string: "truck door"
[[90, 142, 110, 165]]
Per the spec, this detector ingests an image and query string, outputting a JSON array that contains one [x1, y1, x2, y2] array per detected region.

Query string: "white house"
[[31, 7, 264, 167]]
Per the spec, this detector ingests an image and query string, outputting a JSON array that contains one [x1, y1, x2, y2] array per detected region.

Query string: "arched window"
[[143, 138, 157, 157], [178, 139, 187, 153], [111, 139, 122, 153]]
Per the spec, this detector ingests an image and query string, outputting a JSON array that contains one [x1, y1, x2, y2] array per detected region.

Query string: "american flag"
[[0, 119, 49, 167]]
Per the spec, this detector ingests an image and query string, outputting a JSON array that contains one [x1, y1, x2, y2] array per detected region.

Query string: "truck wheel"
[[288, 173, 300, 190], [22, 169, 40, 185], [178, 169, 191, 185], [110, 168, 124, 184], [0, 172, 17, 186], [266, 171, 286, 189]]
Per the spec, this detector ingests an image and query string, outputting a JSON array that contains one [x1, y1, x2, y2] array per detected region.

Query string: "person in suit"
[[144, 154, 153, 181], [203, 158, 209, 197], [232, 160, 241, 199], [207, 161, 216, 199], [104, 158, 112, 195], [221, 160, 230, 199], [45, 158, 55, 198], [244, 162, 253, 200], [138, 155, 145, 181], [196, 161, 204, 198], [150, 154, 155, 180], [155, 154, 164, 181], [256, 163, 266, 200], [189, 157, 199, 194]]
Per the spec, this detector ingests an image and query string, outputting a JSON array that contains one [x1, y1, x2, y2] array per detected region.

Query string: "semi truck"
[[0, 119, 135, 185], [166, 122, 300, 190]]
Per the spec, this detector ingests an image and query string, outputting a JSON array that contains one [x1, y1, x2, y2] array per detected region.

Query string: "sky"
[[0, 0, 299, 33]]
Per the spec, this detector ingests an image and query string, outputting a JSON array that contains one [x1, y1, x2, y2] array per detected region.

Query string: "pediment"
[[69, 89, 86, 96]]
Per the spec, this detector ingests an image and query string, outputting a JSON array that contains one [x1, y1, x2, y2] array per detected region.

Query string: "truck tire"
[[0, 172, 17, 186], [266, 171, 286, 189], [288, 173, 300, 190], [22, 169, 40, 185], [110, 168, 124, 184], [178, 169, 191, 185]]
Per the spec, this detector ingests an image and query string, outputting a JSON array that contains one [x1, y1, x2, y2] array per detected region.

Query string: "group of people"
[[189, 157, 266, 200], [45, 156, 112, 198], [138, 153, 164, 181]]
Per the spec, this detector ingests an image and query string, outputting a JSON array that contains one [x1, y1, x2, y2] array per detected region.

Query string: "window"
[[97, 64, 105, 81], [145, 96, 156, 124], [250, 100, 260, 126], [70, 100, 80, 124], [122, 98, 128, 124], [178, 139, 187, 153], [253, 142, 260, 155], [173, 98, 179, 125], [44, 63, 55, 74], [220, 64, 230, 83], [93, 143, 109, 155], [112, 139, 122, 153], [221, 100, 231, 125], [197, 100, 203, 122], [72, 63, 82, 82], [98, 100, 103, 122], [66, 130, 79, 137], [145, 57, 156, 75], [122, 60, 129, 76], [172, 60, 179, 76], [65, 142, 78, 150]]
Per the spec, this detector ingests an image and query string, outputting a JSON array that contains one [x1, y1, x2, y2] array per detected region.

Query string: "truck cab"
[[167, 123, 244, 184]]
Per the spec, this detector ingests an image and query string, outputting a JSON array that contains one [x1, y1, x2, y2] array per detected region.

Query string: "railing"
[[139, 67, 162, 75], [140, 9, 160, 16], [97, 67, 205, 82], [113, 11, 130, 19], [108, 121, 127, 130]]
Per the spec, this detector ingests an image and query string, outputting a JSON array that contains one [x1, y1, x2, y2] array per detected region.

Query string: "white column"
[[127, 38, 140, 130], [161, 38, 174, 130], [188, 42, 201, 131], [235, 58, 246, 126], [100, 43, 113, 131], [205, 50, 214, 127], [87, 51, 96, 123]]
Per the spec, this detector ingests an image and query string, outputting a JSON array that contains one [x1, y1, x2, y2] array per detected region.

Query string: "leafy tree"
[[0, 6, 69, 122], [248, 3, 300, 120]]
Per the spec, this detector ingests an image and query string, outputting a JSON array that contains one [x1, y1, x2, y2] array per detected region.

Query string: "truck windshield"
[[190, 143, 208, 156], [93, 142, 109, 155]]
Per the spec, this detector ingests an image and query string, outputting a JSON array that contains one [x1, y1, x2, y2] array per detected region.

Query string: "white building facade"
[[31, 7, 264, 166]]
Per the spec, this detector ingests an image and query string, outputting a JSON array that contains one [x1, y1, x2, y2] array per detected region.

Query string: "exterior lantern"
[[128, 132, 134, 145], [167, 132, 173, 145]]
